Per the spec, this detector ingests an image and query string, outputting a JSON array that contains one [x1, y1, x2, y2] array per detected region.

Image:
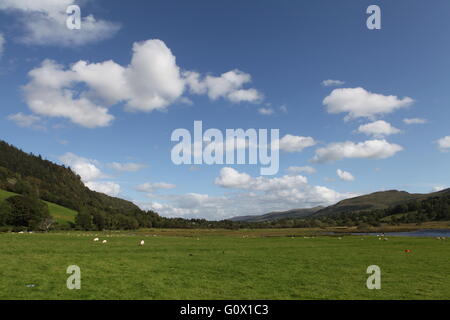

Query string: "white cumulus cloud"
[[140, 167, 357, 220], [337, 169, 355, 181], [215, 167, 310, 192], [184, 69, 263, 103], [437, 136, 450, 152], [138, 193, 231, 219], [59, 152, 120, 197], [122, 40, 185, 112], [23, 39, 263, 127], [278, 135, 316, 152], [356, 120, 401, 138], [85, 181, 120, 197], [312, 139, 403, 163], [323, 87, 413, 121], [59, 152, 105, 182], [23, 59, 115, 128]]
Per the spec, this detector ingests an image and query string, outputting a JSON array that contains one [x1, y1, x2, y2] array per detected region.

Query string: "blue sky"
[[1, 0, 449, 220]]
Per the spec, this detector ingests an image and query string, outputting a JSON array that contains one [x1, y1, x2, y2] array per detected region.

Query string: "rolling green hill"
[[312, 188, 450, 218], [313, 190, 429, 217], [43, 201, 77, 224], [228, 188, 450, 223], [0, 189, 77, 225]]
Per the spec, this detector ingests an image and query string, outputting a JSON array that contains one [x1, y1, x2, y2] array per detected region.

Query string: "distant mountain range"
[[229, 206, 324, 222], [229, 189, 450, 222]]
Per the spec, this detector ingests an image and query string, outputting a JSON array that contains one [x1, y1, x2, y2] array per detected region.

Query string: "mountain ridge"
[[229, 206, 324, 222], [229, 189, 450, 222]]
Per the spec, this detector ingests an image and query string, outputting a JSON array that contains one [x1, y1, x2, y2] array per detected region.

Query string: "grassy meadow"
[[0, 229, 449, 300]]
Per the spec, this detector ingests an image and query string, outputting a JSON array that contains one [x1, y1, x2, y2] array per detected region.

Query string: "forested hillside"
[[0, 140, 161, 230], [0, 140, 140, 213]]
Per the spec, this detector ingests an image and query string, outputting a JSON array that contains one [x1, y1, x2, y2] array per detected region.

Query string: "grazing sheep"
[[102, 240, 107, 244], [140, 240, 145, 246], [93, 238, 99, 242]]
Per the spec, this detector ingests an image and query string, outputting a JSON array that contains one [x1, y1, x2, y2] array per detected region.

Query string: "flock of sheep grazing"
[[93, 237, 145, 246]]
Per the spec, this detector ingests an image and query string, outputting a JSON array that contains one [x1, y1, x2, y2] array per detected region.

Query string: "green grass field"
[[44, 202, 77, 224], [0, 230, 449, 300], [0, 189, 77, 224]]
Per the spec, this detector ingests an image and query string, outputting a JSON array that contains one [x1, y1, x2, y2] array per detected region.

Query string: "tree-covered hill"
[[0, 140, 162, 230], [0, 140, 141, 214]]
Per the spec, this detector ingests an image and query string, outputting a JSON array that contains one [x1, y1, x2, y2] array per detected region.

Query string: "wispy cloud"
[[322, 79, 345, 87]]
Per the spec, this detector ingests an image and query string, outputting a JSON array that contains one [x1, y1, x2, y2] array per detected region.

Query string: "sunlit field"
[[0, 230, 449, 300]]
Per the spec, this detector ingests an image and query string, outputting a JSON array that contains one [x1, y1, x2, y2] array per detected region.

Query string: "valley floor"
[[0, 228, 449, 300]]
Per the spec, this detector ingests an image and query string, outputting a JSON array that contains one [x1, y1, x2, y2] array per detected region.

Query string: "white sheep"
[[93, 237, 99, 242], [102, 240, 107, 244], [140, 240, 145, 246]]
